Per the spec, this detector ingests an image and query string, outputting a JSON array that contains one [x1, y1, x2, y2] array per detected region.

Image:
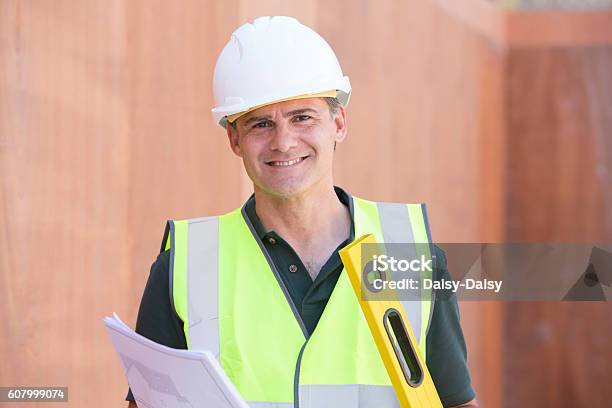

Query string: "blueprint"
[[104, 313, 248, 408]]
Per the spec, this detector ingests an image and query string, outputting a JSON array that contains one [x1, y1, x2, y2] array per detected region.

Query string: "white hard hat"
[[211, 16, 351, 128]]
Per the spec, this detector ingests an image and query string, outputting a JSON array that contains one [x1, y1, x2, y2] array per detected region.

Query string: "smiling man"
[[126, 16, 477, 408]]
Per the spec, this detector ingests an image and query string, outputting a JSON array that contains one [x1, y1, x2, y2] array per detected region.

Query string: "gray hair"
[[324, 97, 342, 118]]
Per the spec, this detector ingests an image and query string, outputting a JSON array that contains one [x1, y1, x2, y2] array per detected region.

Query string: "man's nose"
[[269, 123, 298, 152]]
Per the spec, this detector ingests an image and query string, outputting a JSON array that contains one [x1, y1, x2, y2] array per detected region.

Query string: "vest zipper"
[[293, 341, 308, 408]]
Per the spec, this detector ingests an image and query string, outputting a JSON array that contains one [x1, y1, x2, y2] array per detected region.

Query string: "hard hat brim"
[[213, 76, 351, 128]]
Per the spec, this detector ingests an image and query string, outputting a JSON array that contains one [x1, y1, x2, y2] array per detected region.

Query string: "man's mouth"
[[266, 156, 308, 167]]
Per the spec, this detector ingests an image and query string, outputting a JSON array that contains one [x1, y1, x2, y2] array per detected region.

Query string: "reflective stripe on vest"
[[298, 384, 399, 407], [165, 195, 434, 407]]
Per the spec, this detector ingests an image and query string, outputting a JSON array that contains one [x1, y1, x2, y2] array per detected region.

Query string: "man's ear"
[[227, 123, 242, 157], [333, 106, 348, 145]]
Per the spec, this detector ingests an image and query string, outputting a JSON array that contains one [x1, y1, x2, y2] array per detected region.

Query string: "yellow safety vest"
[[163, 195, 434, 407]]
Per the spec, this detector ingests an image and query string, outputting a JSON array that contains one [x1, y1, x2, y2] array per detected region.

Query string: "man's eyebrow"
[[284, 108, 318, 117], [243, 115, 272, 127]]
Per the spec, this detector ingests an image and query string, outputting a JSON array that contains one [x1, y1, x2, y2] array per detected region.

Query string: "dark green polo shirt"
[[126, 188, 475, 407]]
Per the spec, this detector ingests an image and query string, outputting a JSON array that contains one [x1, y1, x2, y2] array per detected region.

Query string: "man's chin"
[[256, 180, 313, 199]]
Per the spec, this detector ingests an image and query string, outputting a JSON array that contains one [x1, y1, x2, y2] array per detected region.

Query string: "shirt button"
[[268, 237, 277, 245], [289, 264, 298, 273]]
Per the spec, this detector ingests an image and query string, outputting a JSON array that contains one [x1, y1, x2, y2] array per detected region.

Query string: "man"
[[127, 16, 477, 407]]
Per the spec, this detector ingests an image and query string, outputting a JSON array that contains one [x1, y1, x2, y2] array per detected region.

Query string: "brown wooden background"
[[1, 1, 611, 407]]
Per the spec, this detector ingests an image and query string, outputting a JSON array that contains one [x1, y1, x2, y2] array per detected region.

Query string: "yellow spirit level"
[[339, 233, 442, 408]]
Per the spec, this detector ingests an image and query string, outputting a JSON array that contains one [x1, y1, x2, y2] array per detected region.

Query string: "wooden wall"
[[1, 1, 611, 407], [505, 45, 612, 407]]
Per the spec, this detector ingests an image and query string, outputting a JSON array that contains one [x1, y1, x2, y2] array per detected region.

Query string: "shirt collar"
[[243, 186, 355, 241]]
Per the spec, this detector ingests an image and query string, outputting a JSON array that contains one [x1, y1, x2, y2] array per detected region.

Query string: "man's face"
[[227, 98, 347, 198]]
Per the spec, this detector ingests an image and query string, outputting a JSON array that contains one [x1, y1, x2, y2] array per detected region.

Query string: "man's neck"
[[255, 184, 347, 238], [254, 183, 351, 279]]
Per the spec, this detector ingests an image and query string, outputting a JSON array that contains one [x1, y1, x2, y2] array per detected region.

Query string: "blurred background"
[[1, 0, 611, 407]]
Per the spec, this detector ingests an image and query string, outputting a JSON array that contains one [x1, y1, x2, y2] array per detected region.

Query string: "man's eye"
[[294, 115, 312, 122], [253, 121, 271, 128]]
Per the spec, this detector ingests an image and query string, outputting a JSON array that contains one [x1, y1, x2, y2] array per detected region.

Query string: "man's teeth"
[[269, 157, 304, 166]]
